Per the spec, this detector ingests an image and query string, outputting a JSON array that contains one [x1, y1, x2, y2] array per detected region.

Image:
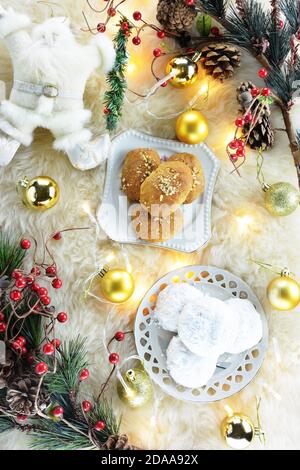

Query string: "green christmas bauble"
[[117, 368, 153, 408], [264, 182, 300, 217]]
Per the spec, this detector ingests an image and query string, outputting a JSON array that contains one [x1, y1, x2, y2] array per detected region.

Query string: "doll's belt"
[[13, 80, 82, 100]]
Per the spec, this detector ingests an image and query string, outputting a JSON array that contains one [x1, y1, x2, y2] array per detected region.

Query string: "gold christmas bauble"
[[221, 413, 256, 450], [264, 182, 300, 217], [17, 176, 60, 211], [100, 268, 135, 303], [117, 368, 153, 408], [176, 110, 209, 145], [166, 56, 199, 88], [267, 274, 300, 311]]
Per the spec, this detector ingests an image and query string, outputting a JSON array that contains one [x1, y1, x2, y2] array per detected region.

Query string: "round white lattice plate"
[[135, 266, 268, 402]]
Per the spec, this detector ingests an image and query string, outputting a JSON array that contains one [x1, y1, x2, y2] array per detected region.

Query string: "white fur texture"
[[0, 0, 300, 451]]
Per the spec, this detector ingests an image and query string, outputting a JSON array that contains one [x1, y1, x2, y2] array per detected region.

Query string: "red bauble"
[[57, 312, 68, 323], [52, 406, 64, 418], [12, 270, 22, 279], [109, 353, 120, 365], [52, 338, 61, 349], [35, 362, 49, 375], [258, 68, 268, 79], [211, 26, 220, 36], [235, 117, 245, 128], [94, 421, 106, 432], [97, 23, 106, 33], [15, 278, 26, 289], [261, 87, 271, 97], [0, 322, 6, 333], [153, 48, 162, 57], [20, 239, 31, 250], [10, 290, 22, 302], [133, 11, 142, 21], [251, 87, 260, 98], [43, 343, 55, 355], [39, 287, 48, 297], [40, 295, 51, 306], [52, 278, 62, 289], [79, 368, 90, 381], [17, 414, 28, 422], [157, 30, 165, 39], [32, 282, 40, 292], [46, 265, 57, 277], [132, 36, 141, 46], [53, 232, 62, 240], [82, 400, 92, 413], [115, 331, 125, 342], [0, 312, 4, 321], [244, 113, 253, 123], [107, 7, 116, 16]]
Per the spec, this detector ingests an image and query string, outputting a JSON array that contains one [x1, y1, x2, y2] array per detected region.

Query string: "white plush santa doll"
[[0, 6, 116, 170]]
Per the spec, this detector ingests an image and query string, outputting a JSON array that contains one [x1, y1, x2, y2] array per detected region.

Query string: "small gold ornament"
[[166, 52, 202, 88], [17, 176, 60, 211], [267, 270, 300, 311], [99, 266, 135, 304], [263, 182, 300, 217], [222, 412, 264, 450], [176, 109, 209, 144], [117, 368, 153, 408]]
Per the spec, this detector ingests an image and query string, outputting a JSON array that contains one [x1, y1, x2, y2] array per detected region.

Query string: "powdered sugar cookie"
[[225, 298, 263, 354], [166, 336, 217, 388], [178, 296, 238, 356], [155, 283, 203, 333]]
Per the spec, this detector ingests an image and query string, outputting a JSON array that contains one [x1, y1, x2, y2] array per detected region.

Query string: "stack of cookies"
[[121, 148, 205, 242]]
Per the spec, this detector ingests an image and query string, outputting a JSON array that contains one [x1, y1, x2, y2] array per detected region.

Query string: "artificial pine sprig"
[[104, 18, 132, 132]]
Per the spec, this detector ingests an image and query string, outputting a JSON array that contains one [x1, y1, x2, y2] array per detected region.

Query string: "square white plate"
[[97, 129, 220, 253]]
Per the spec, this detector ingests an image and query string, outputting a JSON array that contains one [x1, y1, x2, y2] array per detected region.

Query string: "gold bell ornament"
[[17, 176, 60, 211], [99, 265, 135, 304], [166, 52, 202, 88], [176, 109, 209, 145], [222, 401, 265, 450], [117, 358, 153, 408]]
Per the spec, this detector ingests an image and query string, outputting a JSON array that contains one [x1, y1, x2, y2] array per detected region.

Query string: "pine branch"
[[104, 18, 131, 132], [0, 416, 15, 433], [267, 22, 292, 66], [0, 232, 24, 278], [297, 130, 300, 149], [196, 0, 228, 18], [279, 0, 300, 34], [29, 419, 93, 450]]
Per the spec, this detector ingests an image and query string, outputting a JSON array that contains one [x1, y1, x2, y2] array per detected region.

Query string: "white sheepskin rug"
[[0, 0, 300, 450]]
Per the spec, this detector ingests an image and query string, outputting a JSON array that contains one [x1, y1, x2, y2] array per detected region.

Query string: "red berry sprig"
[[94, 421, 106, 432], [79, 368, 90, 382]]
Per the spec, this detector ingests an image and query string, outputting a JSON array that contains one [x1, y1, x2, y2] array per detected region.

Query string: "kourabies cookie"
[[140, 161, 193, 214], [166, 336, 217, 388], [169, 153, 205, 204], [225, 298, 263, 354], [131, 204, 183, 243], [121, 149, 160, 202], [155, 283, 203, 332]]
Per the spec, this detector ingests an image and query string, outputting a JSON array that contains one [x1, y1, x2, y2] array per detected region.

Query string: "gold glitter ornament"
[[267, 270, 300, 311], [166, 52, 202, 88], [117, 368, 153, 408], [99, 266, 135, 304], [176, 109, 209, 144], [222, 412, 264, 450], [263, 182, 300, 217], [17, 176, 60, 211]]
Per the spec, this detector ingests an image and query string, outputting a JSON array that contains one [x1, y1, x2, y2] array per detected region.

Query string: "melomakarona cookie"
[[131, 204, 183, 243], [169, 153, 205, 204]]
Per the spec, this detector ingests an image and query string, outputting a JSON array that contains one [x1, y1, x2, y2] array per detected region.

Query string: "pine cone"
[[200, 43, 241, 81], [0, 350, 14, 389], [103, 434, 136, 450], [6, 374, 50, 416], [237, 82, 275, 150], [156, 0, 197, 32]]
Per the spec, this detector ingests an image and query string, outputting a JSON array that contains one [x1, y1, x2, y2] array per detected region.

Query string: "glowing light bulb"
[[235, 214, 255, 234]]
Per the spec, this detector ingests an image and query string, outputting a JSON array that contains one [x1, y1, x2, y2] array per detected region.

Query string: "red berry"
[[27, 355, 35, 365], [40, 295, 51, 306], [35, 362, 48, 375], [211, 26, 220, 36], [82, 400, 92, 413], [133, 11, 142, 21], [12, 270, 22, 279], [235, 117, 245, 128], [57, 312, 68, 323], [103, 107, 110, 115], [39, 287, 48, 297], [10, 290, 22, 302], [251, 87, 260, 97], [43, 343, 55, 355], [21, 347, 27, 355], [109, 353, 120, 365], [52, 338, 61, 349], [108, 7, 116, 16], [229, 139, 239, 150], [0, 312, 4, 321], [230, 154, 239, 163], [115, 331, 125, 342], [32, 282, 40, 292], [244, 113, 253, 123], [261, 87, 271, 97], [161, 82, 168, 88], [12, 341, 22, 351], [157, 30, 165, 39], [17, 414, 28, 422], [15, 278, 26, 289], [53, 232, 62, 240], [153, 48, 162, 58], [121, 22, 129, 31], [94, 421, 106, 432], [132, 36, 141, 46], [236, 147, 246, 157], [79, 368, 90, 381], [20, 239, 31, 250], [26, 275, 35, 285], [46, 265, 57, 277], [186, 0, 195, 5], [258, 68, 268, 79], [0, 322, 6, 333], [52, 406, 64, 418], [97, 23, 106, 33], [124, 30, 131, 38], [237, 139, 245, 148], [52, 278, 62, 289], [17, 336, 26, 346], [31, 266, 41, 276], [279, 19, 284, 30]]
